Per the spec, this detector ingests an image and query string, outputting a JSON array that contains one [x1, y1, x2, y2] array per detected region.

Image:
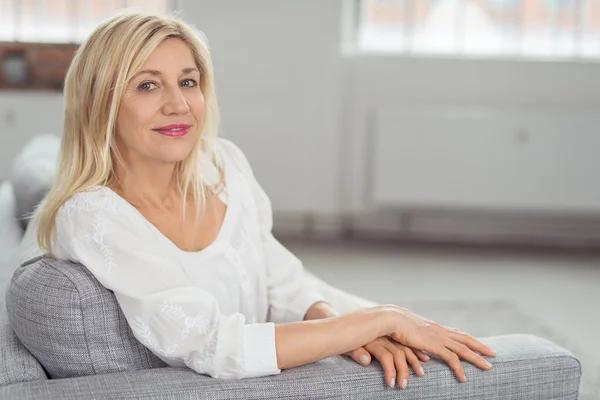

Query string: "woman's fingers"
[[347, 340, 429, 390], [435, 346, 467, 383], [444, 339, 493, 372], [402, 346, 425, 377], [447, 330, 496, 357], [365, 341, 397, 388], [414, 349, 430, 362], [383, 341, 409, 389], [386, 307, 495, 383], [347, 346, 372, 366]]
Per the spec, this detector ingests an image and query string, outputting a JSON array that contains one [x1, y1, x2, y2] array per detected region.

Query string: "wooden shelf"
[[0, 42, 77, 92]]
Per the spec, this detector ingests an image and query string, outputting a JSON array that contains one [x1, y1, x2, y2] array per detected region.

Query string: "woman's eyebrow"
[[133, 67, 199, 78]]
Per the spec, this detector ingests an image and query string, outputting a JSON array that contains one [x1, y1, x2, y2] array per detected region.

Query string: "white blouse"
[[52, 138, 327, 379]]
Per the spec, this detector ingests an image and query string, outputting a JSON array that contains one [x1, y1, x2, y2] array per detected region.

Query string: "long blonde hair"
[[37, 10, 224, 255]]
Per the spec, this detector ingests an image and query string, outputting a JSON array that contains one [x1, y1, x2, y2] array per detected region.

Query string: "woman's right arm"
[[275, 307, 392, 369], [274, 305, 495, 382]]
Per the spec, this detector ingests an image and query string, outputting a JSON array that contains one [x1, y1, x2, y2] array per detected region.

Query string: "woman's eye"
[[181, 79, 198, 88], [138, 82, 157, 91]]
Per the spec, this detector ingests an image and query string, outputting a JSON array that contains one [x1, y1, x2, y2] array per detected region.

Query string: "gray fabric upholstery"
[[0, 334, 581, 400], [8, 134, 60, 229], [6, 258, 167, 379], [0, 320, 47, 387]]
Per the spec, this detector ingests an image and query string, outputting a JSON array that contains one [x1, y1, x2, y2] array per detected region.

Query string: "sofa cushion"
[[6, 258, 167, 379], [8, 134, 60, 229], [0, 318, 47, 386]]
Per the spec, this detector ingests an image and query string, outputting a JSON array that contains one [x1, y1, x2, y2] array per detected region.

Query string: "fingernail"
[[360, 355, 369, 365], [485, 360, 492, 369], [389, 378, 395, 388], [401, 379, 407, 389], [419, 367, 424, 376], [463, 375, 468, 383]]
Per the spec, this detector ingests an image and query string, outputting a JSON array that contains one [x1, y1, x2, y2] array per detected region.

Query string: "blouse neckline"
[[94, 157, 240, 261]]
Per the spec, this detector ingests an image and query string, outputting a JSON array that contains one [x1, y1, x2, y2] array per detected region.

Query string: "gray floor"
[[284, 239, 600, 397]]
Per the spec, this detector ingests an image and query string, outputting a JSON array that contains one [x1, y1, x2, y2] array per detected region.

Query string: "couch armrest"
[[0, 334, 581, 400]]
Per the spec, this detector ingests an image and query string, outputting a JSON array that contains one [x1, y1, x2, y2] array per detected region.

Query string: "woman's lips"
[[154, 124, 190, 137]]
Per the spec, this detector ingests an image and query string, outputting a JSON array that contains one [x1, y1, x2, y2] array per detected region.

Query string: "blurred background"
[[0, 0, 599, 397]]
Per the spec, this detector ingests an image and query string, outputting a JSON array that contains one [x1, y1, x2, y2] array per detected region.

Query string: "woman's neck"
[[112, 160, 180, 210]]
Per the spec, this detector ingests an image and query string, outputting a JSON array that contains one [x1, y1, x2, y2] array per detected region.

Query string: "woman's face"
[[115, 38, 204, 166]]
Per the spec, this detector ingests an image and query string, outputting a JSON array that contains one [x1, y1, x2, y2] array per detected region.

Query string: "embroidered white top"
[[52, 138, 326, 379]]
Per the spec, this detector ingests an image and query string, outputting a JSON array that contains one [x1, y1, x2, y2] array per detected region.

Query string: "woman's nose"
[[162, 87, 190, 115]]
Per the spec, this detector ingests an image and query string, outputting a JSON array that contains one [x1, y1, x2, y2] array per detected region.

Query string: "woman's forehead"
[[142, 38, 195, 66]]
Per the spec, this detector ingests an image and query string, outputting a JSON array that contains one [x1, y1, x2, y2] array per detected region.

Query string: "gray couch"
[[0, 135, 582, 399]]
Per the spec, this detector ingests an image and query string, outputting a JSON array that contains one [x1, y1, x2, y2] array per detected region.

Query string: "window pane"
[[0, 0, 17, 41], [461, 0, 522, 56], [357, 0, 405, 52], [17, 0, 39, 42], [76, 0, 121, 42], [580, 0, 600, 56], [0, 0, 171, 43], [358, 0, 600, 59], [42, 0, 71, 43], [127, 0, 170, 14], [520, 0, 574, 57], [413, 0, 467, 54]]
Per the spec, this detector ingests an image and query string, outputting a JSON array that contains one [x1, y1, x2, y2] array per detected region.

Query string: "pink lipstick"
[[154, 124, 190, 137]]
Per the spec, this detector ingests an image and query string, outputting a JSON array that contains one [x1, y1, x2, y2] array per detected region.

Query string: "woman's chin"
[[151, 145, 195, 164], [152, 133, 198, 163]]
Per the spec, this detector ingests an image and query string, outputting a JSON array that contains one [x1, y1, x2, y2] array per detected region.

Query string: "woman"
[[35, 10, 495, 389]]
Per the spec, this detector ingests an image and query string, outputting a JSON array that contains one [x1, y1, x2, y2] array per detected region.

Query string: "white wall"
[[342, 55, 600, 213], [179, 0, 344, 214]]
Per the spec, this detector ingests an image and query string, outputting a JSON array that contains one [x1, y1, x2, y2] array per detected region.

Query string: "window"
[[355, 0, 600, 59], [0, 0, 177, 43]]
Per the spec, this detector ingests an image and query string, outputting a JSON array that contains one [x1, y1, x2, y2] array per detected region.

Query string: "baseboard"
[[272, 209, 600, 249]]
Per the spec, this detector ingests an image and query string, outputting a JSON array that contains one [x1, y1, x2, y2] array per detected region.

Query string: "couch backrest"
[[0, 315, 47, 386], [6, 258, 167, 379], [8, 134, 60, 230]]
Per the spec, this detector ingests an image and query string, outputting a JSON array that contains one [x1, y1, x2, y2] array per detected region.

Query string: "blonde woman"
[[34, 10, 495, 389]]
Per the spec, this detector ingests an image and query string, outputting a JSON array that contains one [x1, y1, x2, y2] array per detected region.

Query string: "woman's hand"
[[345, 337, 430, 389], [306, 302, 429, 389], [381, 305, 496, 383]]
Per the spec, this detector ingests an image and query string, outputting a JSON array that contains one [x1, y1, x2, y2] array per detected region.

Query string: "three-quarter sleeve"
[[221, 140, 328, 323], [53, 188, 280, 379]]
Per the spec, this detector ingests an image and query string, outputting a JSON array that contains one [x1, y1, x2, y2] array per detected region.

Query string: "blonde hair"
[[36, 9, 224, 255]]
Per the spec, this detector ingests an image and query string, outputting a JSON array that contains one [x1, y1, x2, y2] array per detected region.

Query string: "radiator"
[[371, 107, 600, 215]]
